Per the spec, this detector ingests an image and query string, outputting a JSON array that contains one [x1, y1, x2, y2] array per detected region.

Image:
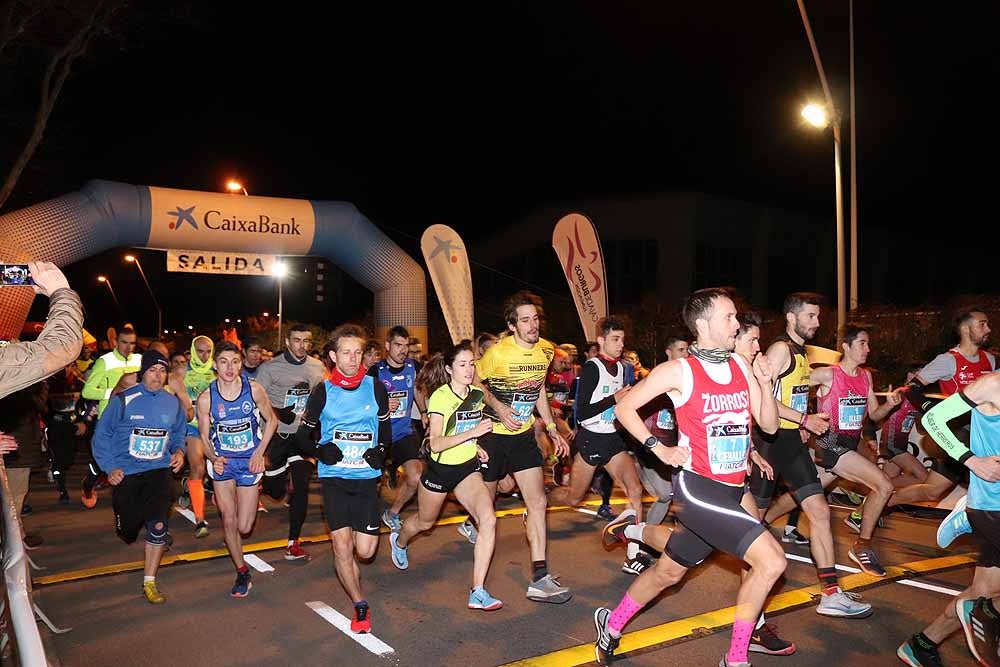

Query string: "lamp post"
[[226, 180, 249, 196], [273, 261, 288, 345], [96, 275, 123, 316], [801, 103, 846, 337], [124, 253, 163, 337]]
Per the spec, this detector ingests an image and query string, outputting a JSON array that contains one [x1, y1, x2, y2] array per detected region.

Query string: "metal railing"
[[0, 459, 48, 665]]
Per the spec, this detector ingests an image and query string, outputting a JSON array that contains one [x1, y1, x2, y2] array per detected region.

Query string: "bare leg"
[[389, 459, 424, 516], [548, 454, 597, 508], [454, 473, 497, 590], [606, 452, 645, 523], [924, 566, 1000, 643], [833, 451, 895, 540], [331, 528, 364, 602], [396, 484, 447, 548], [213, 479, 244, 569], [513, 467, 548, 562]]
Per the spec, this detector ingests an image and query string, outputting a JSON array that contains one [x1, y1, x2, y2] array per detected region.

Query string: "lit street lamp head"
[[97, 275, 107, 283], [124, 254, 136, 263], [801, 103, 829, 129], [272, 261, 288, 278], [226, 180, 243, 192]]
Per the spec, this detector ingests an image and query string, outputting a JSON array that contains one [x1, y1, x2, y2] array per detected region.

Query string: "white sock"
[[143, 576, 155, 584], [626, 542, 640, 559], [756, 613, 766, 630], [288, 539, 295, 547], [624, 523, 645, 542], [784, 524, 796, 535]]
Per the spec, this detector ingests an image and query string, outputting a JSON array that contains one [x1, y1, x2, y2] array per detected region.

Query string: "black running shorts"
[[968, 509, 1000, 568], [478, 429, 543, 482], [576, 429, 627, 468], [421, 456, 482, 494], [750, 428, 823, 508], [392, 434, 423, 466], [815, 432, 860, 472], [112, 467, 173, 545], [665, 470, 766, 568], [320, 477, 380, 535]]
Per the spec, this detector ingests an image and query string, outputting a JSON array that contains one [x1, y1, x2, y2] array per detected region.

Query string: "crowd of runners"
[[5, 287, 1000, 666]]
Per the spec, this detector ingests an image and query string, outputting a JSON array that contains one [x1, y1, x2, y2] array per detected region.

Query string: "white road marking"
[[244, 554, 274, 573], [174, 507, 197, 524], [784, 552, 962, 596], [306, 601, 395, 655]]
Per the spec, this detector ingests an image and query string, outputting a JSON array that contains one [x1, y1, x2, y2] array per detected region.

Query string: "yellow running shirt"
[[426, 384, 485, 465], [476, 336, 555, 436], [773, 334, 812, 430]]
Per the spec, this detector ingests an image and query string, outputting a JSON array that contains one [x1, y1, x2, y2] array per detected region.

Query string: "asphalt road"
[[18, 465, 981, 667]]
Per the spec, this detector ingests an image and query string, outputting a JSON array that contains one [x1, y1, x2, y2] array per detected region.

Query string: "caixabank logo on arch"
[[147, 186, 316, 255]]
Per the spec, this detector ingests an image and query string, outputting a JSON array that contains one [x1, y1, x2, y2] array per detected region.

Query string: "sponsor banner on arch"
[[166, 249, 277, 275], [552, 213, 608, 339], [147, 186, 316, 255], [421, 224, 474, 344]]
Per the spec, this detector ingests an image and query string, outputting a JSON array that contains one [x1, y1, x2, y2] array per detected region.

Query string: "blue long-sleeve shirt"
[[92, 383, 187, 476]]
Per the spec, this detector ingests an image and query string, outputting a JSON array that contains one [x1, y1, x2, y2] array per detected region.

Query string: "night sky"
[[5, 2, 999, 334]]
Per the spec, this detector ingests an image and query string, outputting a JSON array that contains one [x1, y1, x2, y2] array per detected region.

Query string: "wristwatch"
[[643, 436, 659, 449]]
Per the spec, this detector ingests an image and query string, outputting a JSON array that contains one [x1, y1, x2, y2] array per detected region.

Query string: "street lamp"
[[273, 261, 288, 345], [96, 275, 123, 316], [124, 253, 163, 337], [801, 101, 846, 337], [226, 180, 249, 196]]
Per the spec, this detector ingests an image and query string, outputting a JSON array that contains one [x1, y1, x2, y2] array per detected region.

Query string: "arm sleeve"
[[169, 397, 187, 454], [0, 289, 84, 400], [294, 382, 326, 453], [373, 381, 392, 447], [92, 395, 121, 471], [921, 392, 977, 464], [575, 363, 617, 422], [81, 357, 110, 401]]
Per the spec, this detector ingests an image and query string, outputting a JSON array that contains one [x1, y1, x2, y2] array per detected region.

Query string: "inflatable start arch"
[[0, 180, 427, 343]]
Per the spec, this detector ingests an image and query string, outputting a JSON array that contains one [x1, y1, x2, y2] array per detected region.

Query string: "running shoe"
[[621, 553, 653, 576], [781, 527, 810, 546], [142, 580, 166, 604], [230, 570, 252, 598], [526, 574, 572, 604], [937, 495, 971, 549], [23, 534, 43, 548], [58, 491, 69, 505], [596, 504, 616, 520], [390, 531, 408, 570], [21, 503, 32, 515], [816, 589, 873, 618], [194, 520, 209, 538], [849, 545, 887, 577], [257, 500, 267, 513], [844, 511, 862, 534], [603, 509, 636, 548], [719, 658, 751, 667], [457, 518, 478, 545], [351, 603, 371, 633], [381, 509, 402, 532], [177, 476, 191, 509], [844, 489, 865, 505], [468, 587, 503, 611], [897, 634, 943, 667], [749, 622, 796, 655], [593, 607, 620, 666], [957, 597, 1000, 667], [285, 540, 311, 561], [81, 481, 97, 509]]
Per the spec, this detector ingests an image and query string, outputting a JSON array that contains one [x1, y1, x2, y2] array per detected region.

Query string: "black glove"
[[274, 405, 298, 425], [315, 442, 344, 466], [363, 443, 387, 470]]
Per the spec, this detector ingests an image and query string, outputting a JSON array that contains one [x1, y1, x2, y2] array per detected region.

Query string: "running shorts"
[[112, 467, 173, 545], [968, 510, 1000, 568], [750, 428, 823, 508], [321, 477, 380, 535], [208, 457, 263, 487], [392, 434, 423, 466], [422, 456, 482, 493], [576, 429, 626, 467], [478, 429, 543, 482], [665, 469, 766, 568]]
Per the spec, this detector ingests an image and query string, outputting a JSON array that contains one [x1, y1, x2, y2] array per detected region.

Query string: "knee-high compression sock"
[[726, 619, 755, 664], [608, 593, 642, 636], [288, 460, 311, 541], [187, 479, 206, 521]]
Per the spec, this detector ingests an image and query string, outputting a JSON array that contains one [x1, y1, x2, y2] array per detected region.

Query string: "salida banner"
[[552, 213, 608, 339], [166, 249, 277, 275], [421, 224, 474, 344]]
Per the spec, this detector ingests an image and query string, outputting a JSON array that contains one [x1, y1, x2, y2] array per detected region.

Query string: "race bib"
[[129, 428, 168, 460], [334, 430, 373, 468], [389, 390, 409, 420], [455, 409, 481, 437], [705, 422, 751, 475], [599, 405, 616, 425], [217, 420, 255, 453], [284, 388, 310, 416], [656, 408, 675, 431], [553, 391, 569, 404], [901, 411, 917, 434], [838, 396, 867, 431], [511, 392, 537, 421], [789, 384, 809, 414]]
